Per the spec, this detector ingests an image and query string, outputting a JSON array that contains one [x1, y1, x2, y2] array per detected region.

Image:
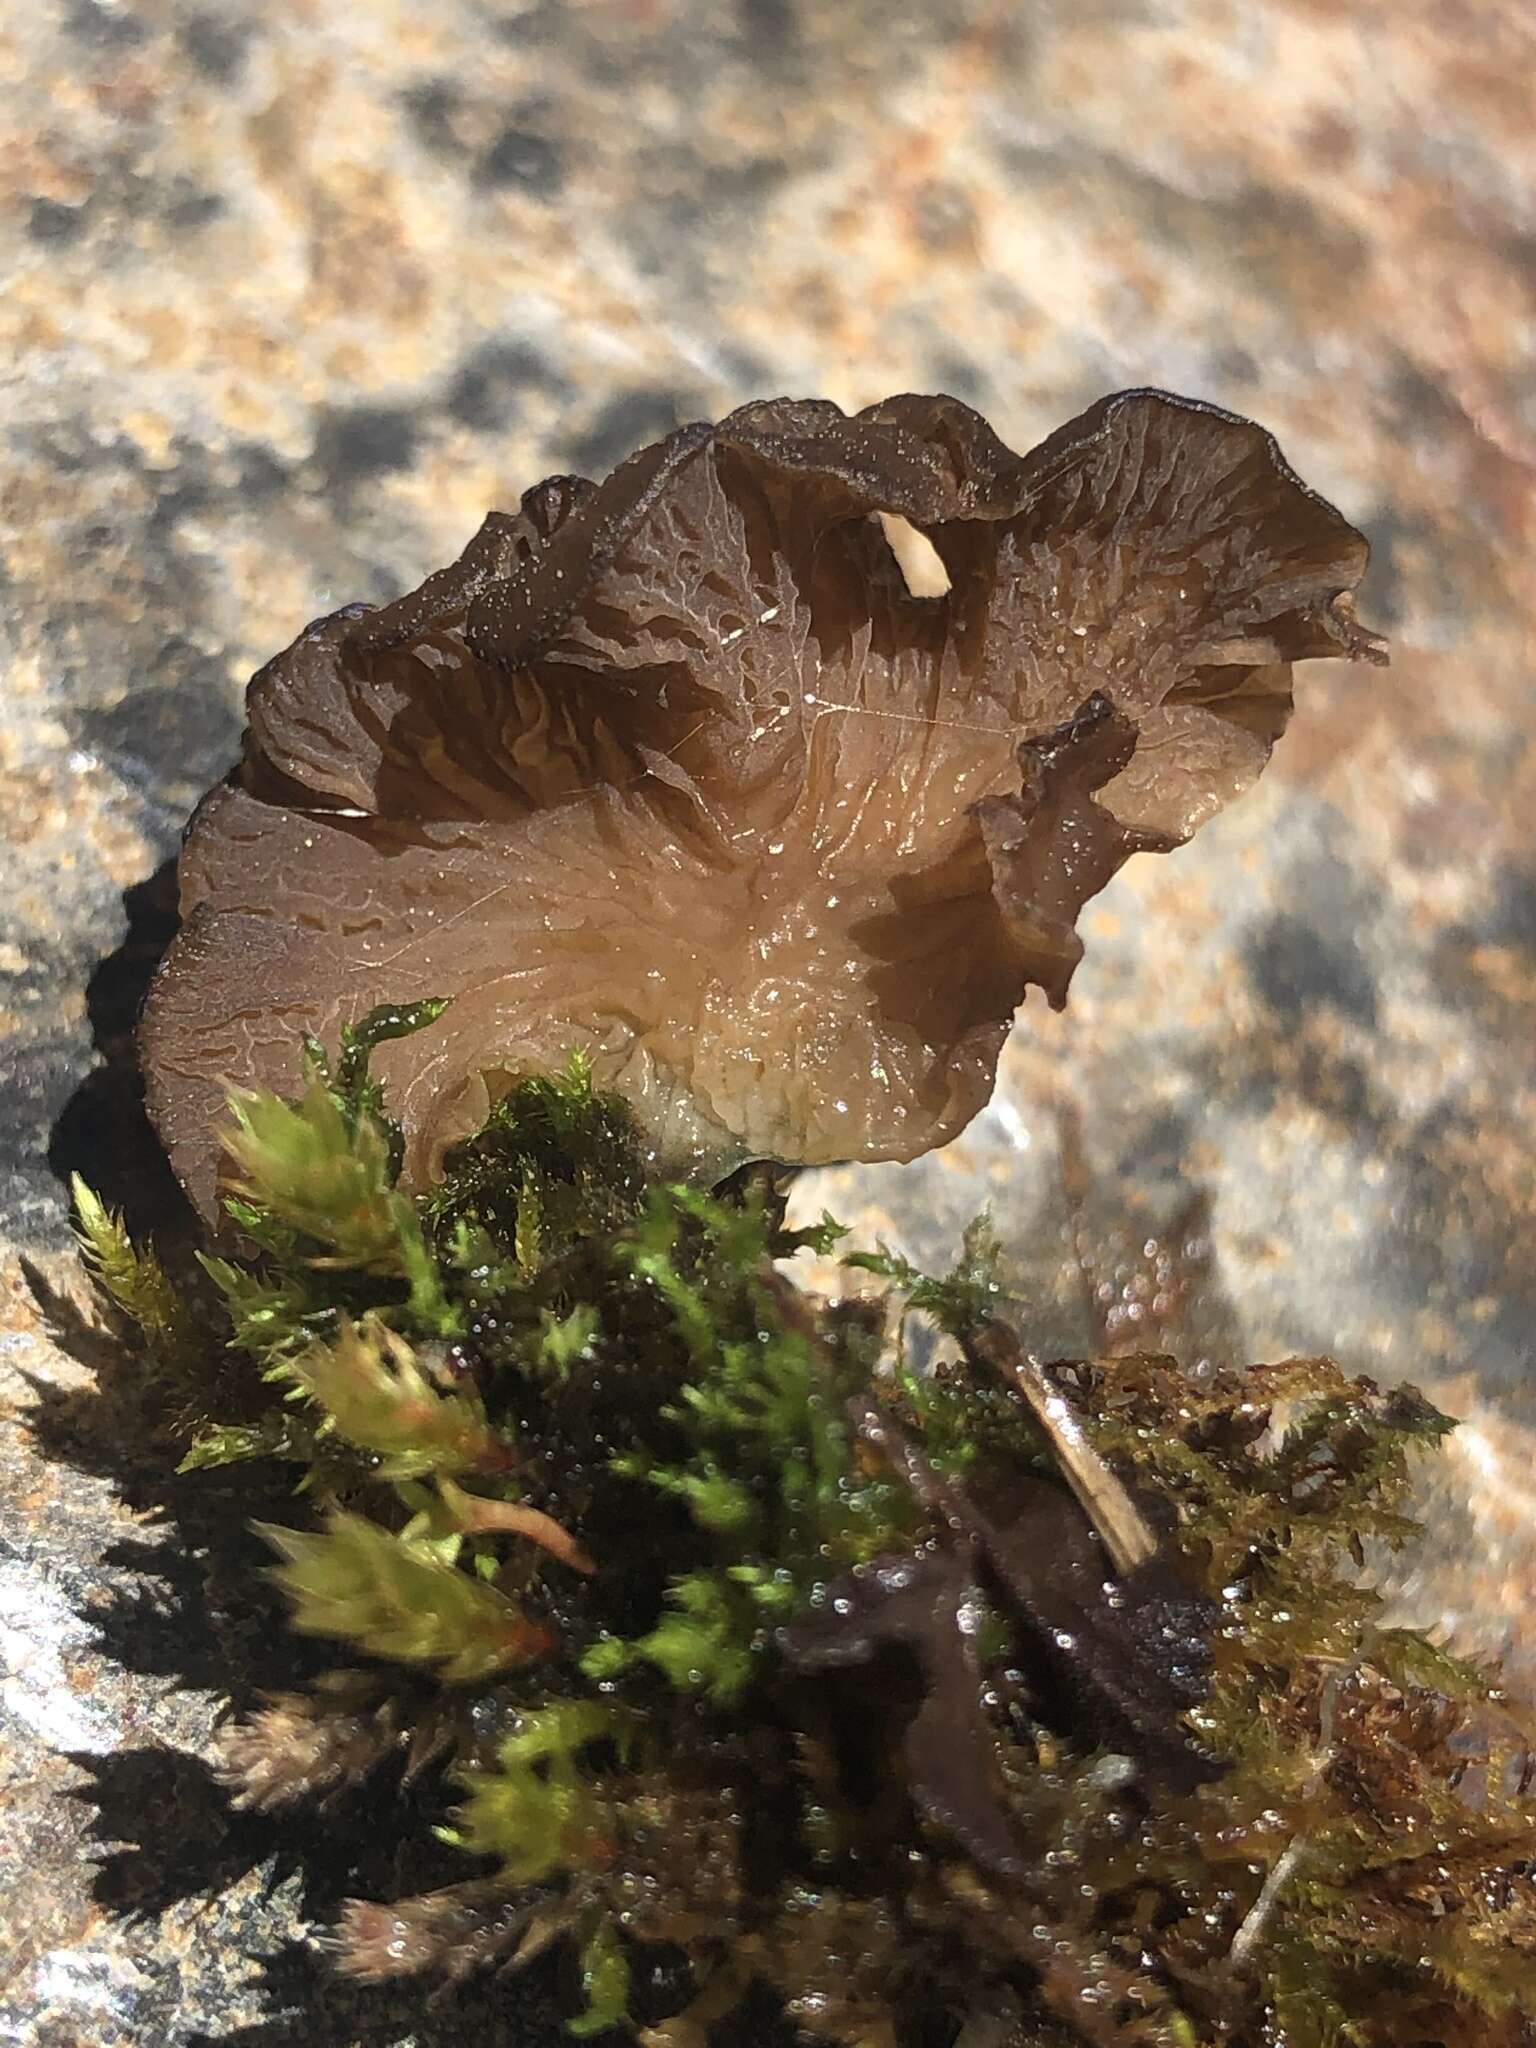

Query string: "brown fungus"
[[141, 391, 1384, 1218]]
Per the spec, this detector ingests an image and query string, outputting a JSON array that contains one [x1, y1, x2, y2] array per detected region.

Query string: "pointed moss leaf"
[[332, 997, 450, 1139], [841, 1244, 924, 1288], [559, 1045, 592, 1091], [71, 1175, 196, 1367], [222, 1082, 402, 1267], [289, 1316, 516, 1478], [535, 1305, 598, 1380], [1370, 1627, 1515, 1713], [645, 1458, 756, 1536], [579, 1577, 759, 1702], [219, 1083, 457, 1333], [390, 1191, 459, 1336], [776, 1210, 849, 1258], [218, 1197, 301, 1260], [178, 1416, 305, 1471], [568, 1917, 630, 2039], [340, 995, 451, 1065], [260, 1510, 552, 1682], [499, 1700, 642, 1770], [197, 1252, 317, 1359], [456, 1703, 636, 1885], [627, 1229, 718, 1367], [577, 1635, 630, 1683], [625, 1572, 760, 1703], [844, 1211, 1006, 1335], [300, 1031, 331, 1084], [726, 1562, 800, 1615]]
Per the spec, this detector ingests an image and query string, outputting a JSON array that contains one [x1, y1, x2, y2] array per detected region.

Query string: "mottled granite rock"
[[3, 0, 1535, 2040]]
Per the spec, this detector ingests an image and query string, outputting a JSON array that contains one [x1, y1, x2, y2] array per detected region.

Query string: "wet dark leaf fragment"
[[786, 1387, 1221, 1878], [864, 1391, 1220, 1784], [139, 388, 1385, 1220], [784, 1538, 1028, 1879]]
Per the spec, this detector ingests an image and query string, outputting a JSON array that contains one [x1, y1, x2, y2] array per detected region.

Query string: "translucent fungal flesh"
[[140, 390, 1384, 1219]]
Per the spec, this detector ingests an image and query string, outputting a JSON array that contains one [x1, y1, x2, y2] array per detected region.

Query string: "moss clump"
[[78, 1012, 1536, 2047]]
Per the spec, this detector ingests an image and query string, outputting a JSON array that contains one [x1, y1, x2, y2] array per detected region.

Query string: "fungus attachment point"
[[141, 390, 1385, 1219]]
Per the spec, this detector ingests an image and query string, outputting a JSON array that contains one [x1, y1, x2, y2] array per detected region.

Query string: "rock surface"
[[2, 1, 1534, 2041]]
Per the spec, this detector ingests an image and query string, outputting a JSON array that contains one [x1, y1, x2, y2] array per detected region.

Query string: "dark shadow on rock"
[[70, 1746, 285, 1919], [70, 1744, 573, 2046], [15, 1291, 337, 1708], [24, 1340, 569, 2040], [24, 1167, 536, 2035], [16, 1315, 325, 1707], [179, 1771, 566, 2048], [25, 859, 577, 2042], [47, 854, 193, 1245], [190, 1942, 568, 2048]]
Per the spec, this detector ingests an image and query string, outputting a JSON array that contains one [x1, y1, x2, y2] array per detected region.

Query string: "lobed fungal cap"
[[142, 390, 1384, 1219]]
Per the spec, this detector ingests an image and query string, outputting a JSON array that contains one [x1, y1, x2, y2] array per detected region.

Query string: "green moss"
[[844, 1206, 1008, 1339], [578, 1187, 915, 1704], [568, 1916, 631, 2039], [72, 1171, 198, 1370], [260, 1508, 554, 1682], [280, 1314, 516, 1480], [75, 1026, 1536, 2047], [456, 1700, 642, 1881]]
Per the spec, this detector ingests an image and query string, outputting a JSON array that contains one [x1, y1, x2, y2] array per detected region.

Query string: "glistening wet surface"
[[3, 1, 1534, 2039]]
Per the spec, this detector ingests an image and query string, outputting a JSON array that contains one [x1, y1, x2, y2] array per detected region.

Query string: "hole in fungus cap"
[[141, 390, 1385, 1221]]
